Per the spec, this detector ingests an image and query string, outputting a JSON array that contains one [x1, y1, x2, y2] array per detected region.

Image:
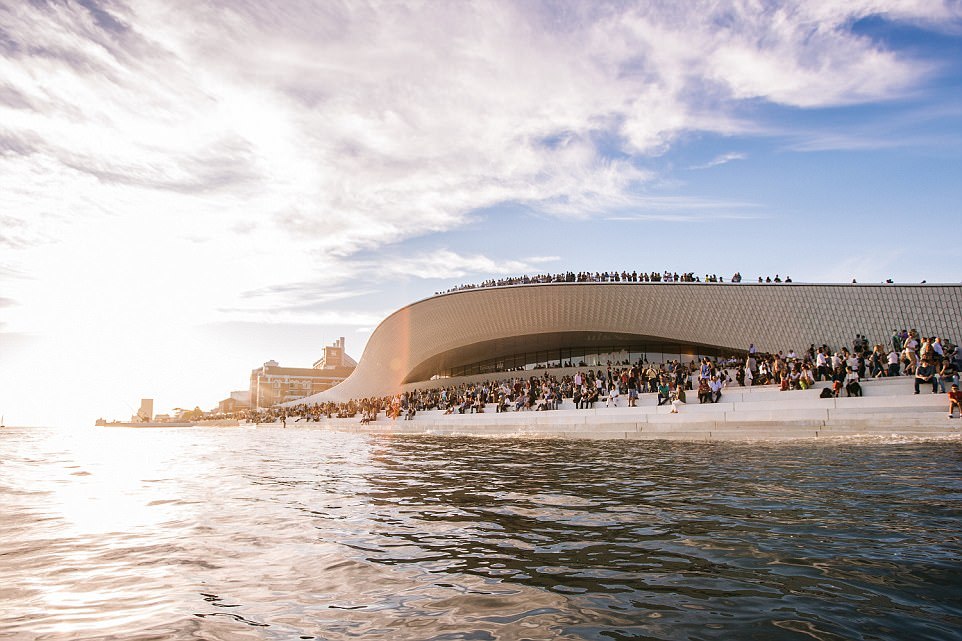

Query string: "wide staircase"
[[350, 376, 960, 441]]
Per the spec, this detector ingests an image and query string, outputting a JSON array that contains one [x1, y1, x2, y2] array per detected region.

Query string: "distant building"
[[217, 390, 251, 414], [250, 339, 356, 408], [313, 337, 357, 370], [135, 399, 153, 422]]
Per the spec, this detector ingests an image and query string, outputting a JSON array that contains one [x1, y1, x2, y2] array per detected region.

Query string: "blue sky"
[[1, 1, 960, 425]]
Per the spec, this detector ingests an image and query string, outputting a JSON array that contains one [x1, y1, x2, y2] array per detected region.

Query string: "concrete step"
[[300, 382, 962, 443], [328, 420, 961, 442], [354, 404, 951, 430]]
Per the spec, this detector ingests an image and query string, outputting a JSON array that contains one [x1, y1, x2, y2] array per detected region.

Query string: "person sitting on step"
[[844, 366, 862, 397], [709, 376, 723, 403], [697, 378, 712, 404], [657, 380, 671, 406], [948, 384, 961, 418], [915, 359, 938, 394]]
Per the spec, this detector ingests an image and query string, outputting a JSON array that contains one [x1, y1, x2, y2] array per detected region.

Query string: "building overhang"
[[403, 330, 738, 383]]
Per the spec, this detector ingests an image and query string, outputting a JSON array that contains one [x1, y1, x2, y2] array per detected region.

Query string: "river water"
[[1, 426, 960, 641]]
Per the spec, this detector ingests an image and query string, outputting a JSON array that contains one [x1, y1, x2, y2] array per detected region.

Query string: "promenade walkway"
[[270, 376, 960, 442]]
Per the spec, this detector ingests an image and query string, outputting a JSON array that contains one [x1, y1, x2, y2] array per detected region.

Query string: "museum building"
[[290, 282, 962, 404]]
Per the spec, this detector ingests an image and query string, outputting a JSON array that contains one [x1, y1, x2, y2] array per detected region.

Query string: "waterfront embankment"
[[248, 377, 961, 441]]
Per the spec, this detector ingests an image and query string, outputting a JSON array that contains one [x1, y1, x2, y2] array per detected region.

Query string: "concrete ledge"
[[827, 406, 944, 421], [725, 419, 827, 429], [627, 430, 714, 441], [724, 409, 830, 422], [661, 402, 735, 413], [646, 413, 725, 424], [642, 420, 719, 431], [318, 421, 961, 442], [280, 381, 962, 441], [729, 398, 833, 411], [835, 394, 945, 408]]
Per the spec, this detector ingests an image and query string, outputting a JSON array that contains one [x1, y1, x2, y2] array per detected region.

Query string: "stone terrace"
[[273, 376, 961, 442]]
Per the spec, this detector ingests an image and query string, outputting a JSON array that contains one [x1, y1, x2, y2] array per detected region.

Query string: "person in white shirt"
[[887, 349, 900, 376], [758, 361, 770, 384], [709, 376, 723, 402], [607, 383, 620, 407], [902, 345, 918, 375], [816, 349, 829, 380], [933, 337, 945, 359], [904, 334, 919, 352], [670, 389, 685, 413], [844, 367, 862, 397], [846, 353, 859, 371]]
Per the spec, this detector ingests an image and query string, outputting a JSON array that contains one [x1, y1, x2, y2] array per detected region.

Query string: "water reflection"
[[353, 438, 962, 640], [0, 427, 960, 640]]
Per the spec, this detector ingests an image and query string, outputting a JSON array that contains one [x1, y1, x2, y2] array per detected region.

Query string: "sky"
[[1, 0, 961, 426]]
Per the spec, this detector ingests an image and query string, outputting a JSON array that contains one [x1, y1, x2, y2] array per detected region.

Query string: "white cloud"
[[370, 250, 559, 280], [0, 1, 945, 318], [214, 308, 386, 327], [689, 152, 748, 170], [0, 0, 950, 288], [600, 194, 763, 218], [0, 0, 945, 276], [606, 212, 764, 223], [807, 250, 909, 284], [780, 101, 962, 151]]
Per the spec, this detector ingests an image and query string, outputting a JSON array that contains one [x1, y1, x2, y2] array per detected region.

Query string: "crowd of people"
[[437, 271, 794, 294], [431, 270, 945, 294], [215, 328, 958, 425]]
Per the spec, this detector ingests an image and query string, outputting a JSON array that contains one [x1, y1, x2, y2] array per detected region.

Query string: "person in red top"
[[949, 384, 962, 419]]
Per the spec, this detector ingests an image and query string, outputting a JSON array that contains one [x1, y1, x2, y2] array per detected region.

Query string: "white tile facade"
[[304, 283, 962, 403]]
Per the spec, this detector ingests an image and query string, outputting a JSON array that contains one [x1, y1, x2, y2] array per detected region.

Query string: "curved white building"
[[293, 282, 962, 404]]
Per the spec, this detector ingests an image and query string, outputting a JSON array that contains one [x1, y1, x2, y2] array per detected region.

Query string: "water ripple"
[[0, 427, 960, 640]]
